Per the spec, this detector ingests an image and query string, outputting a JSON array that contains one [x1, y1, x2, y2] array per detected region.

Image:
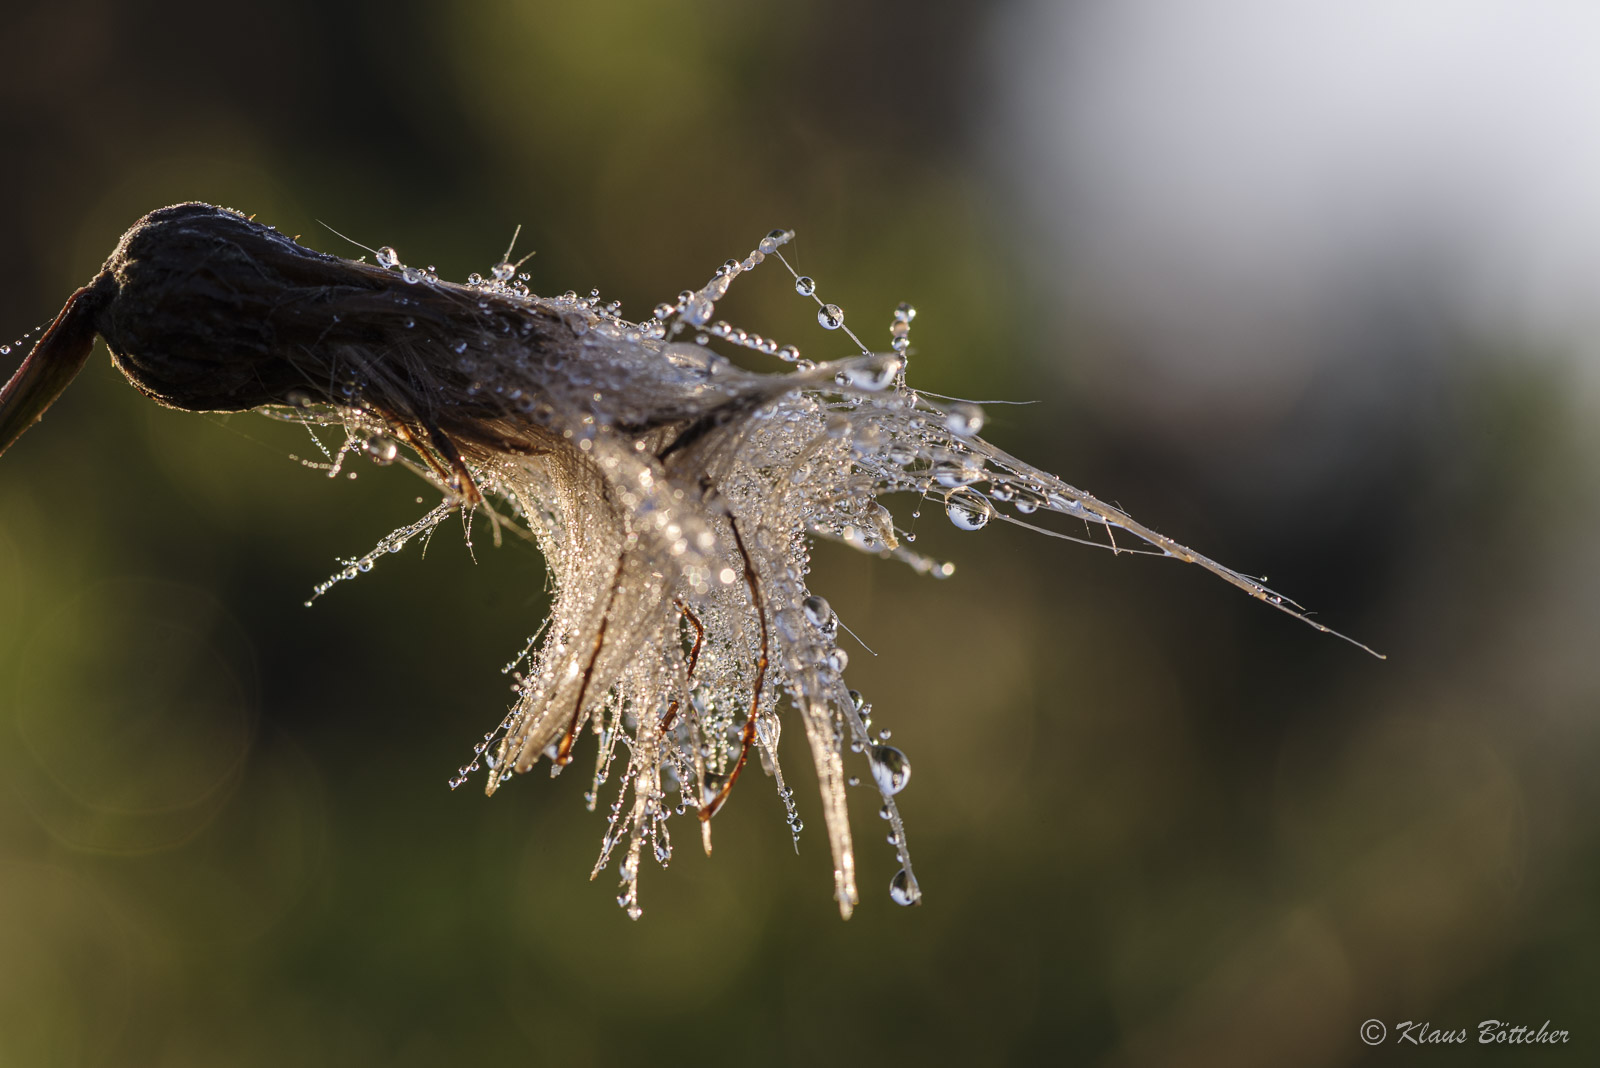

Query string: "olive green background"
[[1, 2, 1596, 1065]]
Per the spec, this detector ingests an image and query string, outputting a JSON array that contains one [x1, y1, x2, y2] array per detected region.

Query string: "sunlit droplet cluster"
[[273, 225, 1372, 919]]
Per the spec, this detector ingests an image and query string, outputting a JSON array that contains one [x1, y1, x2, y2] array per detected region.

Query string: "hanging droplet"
[[894, 302, 917, 323], [870, 744, 911, 795], [777, 344, 800, 362], [945, 488, 992, 531], [827, 647, 849, 672], [944, 402, 984, 437], [653, 302, 675, 320], [375, 246, 400, 269], [795, 276, 816, 296], [817, 304, 844, 329], [802, 594, 833, 629], [890, 868, 922, 906], [701, 770, 727, 807]]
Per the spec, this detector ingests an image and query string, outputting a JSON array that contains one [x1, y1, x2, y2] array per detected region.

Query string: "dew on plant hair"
[[890, 868, 922, 906], [944, 402, 984, 437], [12, 208, 1384, 922], [945, 489, 993, 531], [870, 745, 911, 795], [802, 595, 833, 629]]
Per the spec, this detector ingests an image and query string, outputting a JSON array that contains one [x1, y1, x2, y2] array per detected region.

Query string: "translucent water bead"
[[818, 304, 844, 330], [870, 745, 911, 794], [945, 489, 992, 531], [944, 403, 984, 437], [375, 246, 400, 269], [890, 868, 922, 906]]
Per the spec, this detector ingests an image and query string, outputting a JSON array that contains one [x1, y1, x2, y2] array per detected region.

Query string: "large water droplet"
[[870, 745, 911, 795], [795, 276, 816, 296], [890, 868, 922, 906], [375, 246, 400, 269], [894, 302, 917, 323], [945, 489, 992, 531], [492, 261, 515, 282], [802, 594, 833, 629], [818, 304, 844, 330]]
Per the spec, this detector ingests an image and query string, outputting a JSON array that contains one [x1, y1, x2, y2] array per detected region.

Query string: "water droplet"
[[818, 304, 844, 330], [400, 266, 422, 283], [467, 272, 483, 285], [701, 771, 727, 807], [840, 354, 903, 391], [777, 344, 800, 362], [944, 402, 984, 437], [491, 260, 515, 282], [376, 246, 400, 269], [890, 869, 922, 906], [0, 345, 9, 355], [364, 434, 399, 464], [827, 647, 849, 672], [653, 302, 675, 319], [795, 276, 816, 296], [802, 595, 833, 629], [945, 489, 992, 531], [1013, 489, 1044, 514], [932, 458, 982, 487], [870, 745, 911, 795], [685, 296, 715, 325], [894, 302, 917, 323]]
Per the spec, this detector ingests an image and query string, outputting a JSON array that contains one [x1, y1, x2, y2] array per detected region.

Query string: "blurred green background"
[[2, 1, 1598, 1065]]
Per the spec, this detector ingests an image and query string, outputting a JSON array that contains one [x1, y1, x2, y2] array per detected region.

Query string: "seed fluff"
[[0, 204, 1381, 919]]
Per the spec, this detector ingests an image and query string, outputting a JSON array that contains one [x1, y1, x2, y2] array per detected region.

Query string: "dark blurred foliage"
[[2, 1, 1597, 1066]]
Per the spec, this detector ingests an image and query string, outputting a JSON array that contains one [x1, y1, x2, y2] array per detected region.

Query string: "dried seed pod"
[[0, 203, 1380, 919]]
